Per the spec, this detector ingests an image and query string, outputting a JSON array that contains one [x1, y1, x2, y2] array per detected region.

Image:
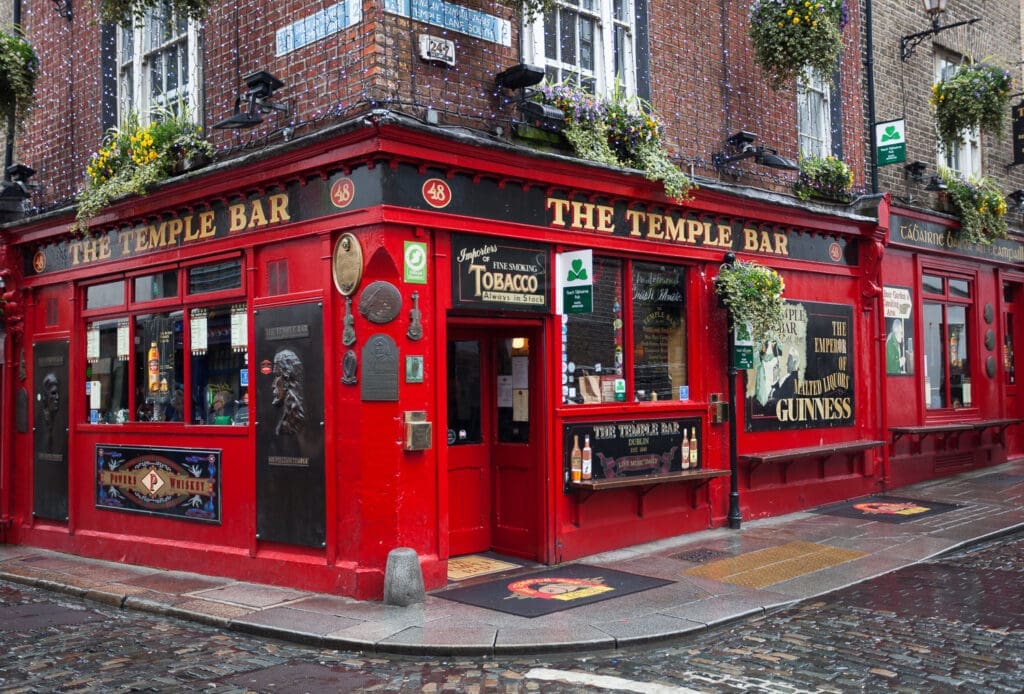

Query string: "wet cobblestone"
[[0, 531, 1022, 692]]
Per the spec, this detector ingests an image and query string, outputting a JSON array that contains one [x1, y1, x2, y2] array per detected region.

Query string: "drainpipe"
[[865, 0, 879, 194], [3, 0, 23, 176]]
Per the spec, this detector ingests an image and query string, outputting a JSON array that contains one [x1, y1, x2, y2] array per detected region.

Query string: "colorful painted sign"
[[884, 285, 914, 376], [96, 445, 220, 522]]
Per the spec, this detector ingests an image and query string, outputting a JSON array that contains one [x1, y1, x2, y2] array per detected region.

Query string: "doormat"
[[812, 495, 961, 524], [683, 541, 866, 589], [447, 555, 522, 581], [437, 564, 672, 617]]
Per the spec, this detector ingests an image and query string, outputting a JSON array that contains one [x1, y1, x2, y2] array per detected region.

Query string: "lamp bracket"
[[900, 17, 980, 61], [52, 0, 72, 20]]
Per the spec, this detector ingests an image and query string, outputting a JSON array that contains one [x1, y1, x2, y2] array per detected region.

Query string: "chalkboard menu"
[[563, 417, 702, 488]]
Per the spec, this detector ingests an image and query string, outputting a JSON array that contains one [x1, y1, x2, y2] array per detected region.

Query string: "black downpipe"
[[4, 0, 24, 177], [865, 0, 879, 194]]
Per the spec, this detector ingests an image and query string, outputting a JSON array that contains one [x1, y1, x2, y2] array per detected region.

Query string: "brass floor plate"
[[683, 541, 866, 589], [447, 555, 521, 581]]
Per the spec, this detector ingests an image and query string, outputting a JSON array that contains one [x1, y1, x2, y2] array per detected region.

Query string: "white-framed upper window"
[[935, 53, 981, 178], [117, 4, 201, 123], [523, 0, 637, 97], [797, 70, 832, 158]]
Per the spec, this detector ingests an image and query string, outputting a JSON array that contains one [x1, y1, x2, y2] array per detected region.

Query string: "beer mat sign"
[[563, 417, 701, 488], [95, 445, 220, 522], [451, 234, 550, 312]]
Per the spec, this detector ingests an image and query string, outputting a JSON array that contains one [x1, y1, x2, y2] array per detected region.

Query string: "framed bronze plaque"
[[358, 280, 402, 324], [332, 233, 363, 296]]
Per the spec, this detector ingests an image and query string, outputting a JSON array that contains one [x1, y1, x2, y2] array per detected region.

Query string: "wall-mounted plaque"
[[359, 281, 402, 324], [984, 303, 995, 324], [987, 355, 997, 378], [985, 329, 996, 351], [332, 233, 363, 296], [362, 334, 399, 401]]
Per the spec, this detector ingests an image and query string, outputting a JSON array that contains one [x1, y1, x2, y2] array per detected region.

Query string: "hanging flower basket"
[[73, 107, 214, 234], [937, 167, 1008, 244], [749, 0, 847, 90], [930, 62, 1012, 149], [792, 154, 853, 202], [713, 259, 786, 341], [0, 29, 38, 133], [99, 0, 214, 25]]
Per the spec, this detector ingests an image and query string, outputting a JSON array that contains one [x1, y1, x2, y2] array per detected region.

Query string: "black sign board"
[[744, 301, 854, 431], [890, 214, 1024, 266], [95, 444, 220, 521], [563, 417, 702, 487], [254, 302, 325, 548], [34, 340, 69, 521], [1014, 101, 1024, 166], [452, 235, 550, 312]]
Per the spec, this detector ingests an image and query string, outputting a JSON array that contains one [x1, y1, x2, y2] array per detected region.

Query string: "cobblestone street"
[[1, 529, 1022, 693]]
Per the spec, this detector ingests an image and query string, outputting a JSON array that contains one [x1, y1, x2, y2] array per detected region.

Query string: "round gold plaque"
[[332, 233, 363, 296]]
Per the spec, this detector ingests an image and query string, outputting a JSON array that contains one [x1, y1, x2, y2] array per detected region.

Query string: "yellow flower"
[[793, 16, 799, 23]]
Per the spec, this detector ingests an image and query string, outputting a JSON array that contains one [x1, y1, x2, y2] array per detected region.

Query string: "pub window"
[[922, 272, 973, 409], [563, 257, 690, 404], [82, 258, 247, 425]]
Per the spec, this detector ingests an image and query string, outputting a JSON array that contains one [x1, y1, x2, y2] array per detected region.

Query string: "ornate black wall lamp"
[[213, 71, 289, 130], [900, 0, 981, 62]]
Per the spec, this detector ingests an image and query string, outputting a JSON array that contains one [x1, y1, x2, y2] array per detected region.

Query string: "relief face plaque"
[[362, 334, 399, 401], [332, 233, 363, 296], [359, 280, 402, 324], [34, 340, 69, 521]]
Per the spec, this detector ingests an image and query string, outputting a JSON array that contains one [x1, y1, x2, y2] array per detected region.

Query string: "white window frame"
[[797, 69, 832, 159], [934, 53, 981, 178], [117, 6, 201, 123], [522, 0, 637, 98]]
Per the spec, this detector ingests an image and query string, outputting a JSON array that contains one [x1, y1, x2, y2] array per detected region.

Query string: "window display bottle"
[[582, 435, 592, 480], [689, 427, 699, 468], [681, 429, 690, 470], [147, 342, 160, 392], [571, 435, 582, 483]]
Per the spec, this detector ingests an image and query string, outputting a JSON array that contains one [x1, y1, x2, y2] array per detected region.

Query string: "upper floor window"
[[523, 0, 637, 97], [797, 70, 832, 158], [118, 3, 201, 122], [935, 53, 981, 178]]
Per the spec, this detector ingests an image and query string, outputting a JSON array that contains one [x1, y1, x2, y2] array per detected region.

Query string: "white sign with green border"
[[875, 119, 906, 166], [556, 249, 593, 314]]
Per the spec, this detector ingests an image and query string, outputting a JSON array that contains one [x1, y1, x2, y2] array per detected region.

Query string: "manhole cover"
[[670, 547, 732, 563]]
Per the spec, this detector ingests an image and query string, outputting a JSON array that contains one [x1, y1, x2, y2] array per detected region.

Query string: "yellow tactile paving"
[[447, 555, 521, 581], [683, 541, 866, 588]]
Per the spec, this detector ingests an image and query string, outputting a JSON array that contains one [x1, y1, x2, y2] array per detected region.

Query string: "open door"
[[1004, 280, 1023, 457], [446, 323, 543, 560]]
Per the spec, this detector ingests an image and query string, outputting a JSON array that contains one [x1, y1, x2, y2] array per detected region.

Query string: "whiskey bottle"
[[582, 435, 592, 480], [571, 435, 582, 483], [681, 429, 690, 470], [689, 427, 699, 468], [147, 342, 160, 392]]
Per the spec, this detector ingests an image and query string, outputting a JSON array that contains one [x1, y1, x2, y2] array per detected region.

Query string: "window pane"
[[135, 311, 184, 422], [85, 318, 130, 424], [632, 262, 686, 401], [191, 305, 247, 425], [134, 271, 178, 302], [1005, 312, 1016, 385], [447, 339, 481, 444], [86, 281, 125, 309], [949, 278, 970, 298], [924, 303, 945, 409], [561, 11, 578, 64], [922, 274, 943, 295], [579, 18, 595, 72], [948, 305, 970, 407], [565, 257, 622, 403], [497, 338, 529, 443], [188, 259, 242, 294]]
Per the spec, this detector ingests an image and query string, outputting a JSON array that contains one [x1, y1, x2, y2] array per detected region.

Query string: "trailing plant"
[[930, 61, 1012, 149], [0, 28, 38, 132], [937, 167, 1008, 244], [494, 0, 557, 20], [73, 107, 214, 234], [532, 82, 694, 202], [792, 154, 853, 202], [714, 259, 786, 341], [99, 0, 214, 26], [749, 0, 847, 90]]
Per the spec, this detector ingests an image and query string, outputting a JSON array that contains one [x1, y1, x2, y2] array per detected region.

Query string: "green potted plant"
[[73, 107, 214, 234], [714, 258, 786, 341], [532, 82, 694, 202], [0, 28, 38, 132], [99, 0, 214, 25], [930, 62, 1013, 149], [937, 167, 1009, 244], [748, 0, 847, 90], [792, 154, 853, 202]]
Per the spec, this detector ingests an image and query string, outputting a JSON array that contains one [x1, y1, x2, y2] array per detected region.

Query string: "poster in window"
[[884, 285, 914, 375], [744, 301, 854, 431]]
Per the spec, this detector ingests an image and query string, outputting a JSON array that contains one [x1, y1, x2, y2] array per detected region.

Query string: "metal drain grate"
[[671, 547, 732, 563]]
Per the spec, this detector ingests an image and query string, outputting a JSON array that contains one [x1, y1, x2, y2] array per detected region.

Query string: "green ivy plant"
[[937, 167, 1009, 245], [930, 62, 1013, 149], [494, 0, 557, 20], [0, 28, 38, 132], [532, 82, 694, 202], [792, 154, 853, 202], [99, 0, 214, 25], [748, 0, 847, 90], [714, 259, 786, 341], [73, 107, 214, 234]]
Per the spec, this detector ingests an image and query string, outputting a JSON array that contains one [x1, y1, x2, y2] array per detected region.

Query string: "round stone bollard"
[[383, 547, 425, 607]]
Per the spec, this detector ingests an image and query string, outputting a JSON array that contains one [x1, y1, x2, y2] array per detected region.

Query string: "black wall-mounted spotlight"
[[712, 131, 798, 175], [1008, 189, 1024, 208], [904, 161, 928, 182], [494, 64, 564, 133], [0, 164, 36, 222], [925, 175, 948, 192], [213, 71, 288, 130]]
